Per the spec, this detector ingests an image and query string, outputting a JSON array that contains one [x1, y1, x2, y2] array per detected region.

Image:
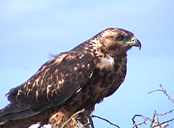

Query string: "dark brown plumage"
[[0, 27, 141, 128]]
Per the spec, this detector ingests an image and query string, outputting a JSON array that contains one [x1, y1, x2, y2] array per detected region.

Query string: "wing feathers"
[[7, 51, 95, 113]]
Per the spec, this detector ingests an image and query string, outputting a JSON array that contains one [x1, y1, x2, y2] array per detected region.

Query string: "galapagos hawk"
[[0, 27, 141, 128]]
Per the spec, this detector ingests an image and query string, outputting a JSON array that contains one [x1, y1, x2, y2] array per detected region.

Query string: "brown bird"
[[0, 27, 141, 128]]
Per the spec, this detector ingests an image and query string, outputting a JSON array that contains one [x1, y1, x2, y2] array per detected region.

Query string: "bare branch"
[[150, 111, 156, 128], [132, 85, 174, 128], [82, 115, 95, 128], [150, 111, 169, 128], [91, 115, 120, 128], [152, 118, 174, 128], [88, 116, 95, 128], [156, 109, 174, 117], [148, 84, 174, 104], [132, 114, 151, 128]]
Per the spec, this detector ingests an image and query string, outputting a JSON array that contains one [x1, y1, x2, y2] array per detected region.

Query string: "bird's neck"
[[71, 38, 105, 56], [72, 38, 127, 59]]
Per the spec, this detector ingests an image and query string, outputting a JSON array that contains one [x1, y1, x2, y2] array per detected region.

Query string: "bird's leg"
[[49, 108, 68, 128], [49, 108, 82, 128]]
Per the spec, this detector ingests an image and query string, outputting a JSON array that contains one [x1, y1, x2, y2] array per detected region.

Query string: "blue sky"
[[0, 0, 174, 127]]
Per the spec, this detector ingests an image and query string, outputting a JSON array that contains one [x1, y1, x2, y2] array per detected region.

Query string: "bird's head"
[[96, 27, 141, 52]]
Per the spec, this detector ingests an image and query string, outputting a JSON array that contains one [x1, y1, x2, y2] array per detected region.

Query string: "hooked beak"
[[130, 37, 141, 50]]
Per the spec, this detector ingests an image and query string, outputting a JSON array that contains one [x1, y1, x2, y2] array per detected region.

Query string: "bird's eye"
[[116, 35, 125, 41]]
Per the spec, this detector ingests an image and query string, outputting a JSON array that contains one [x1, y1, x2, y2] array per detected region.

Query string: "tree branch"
[[148, 84, 174, 104], [132, 114, 151, 128], [91, 115, 120, 128], [132, 84, 174, 128]]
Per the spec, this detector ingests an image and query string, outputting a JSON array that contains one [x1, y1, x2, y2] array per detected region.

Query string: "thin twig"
[[91, 115, 120, 128], [132, 114, 141, 128], [152, 118, 174, 128], [132, 114, 151, 128], [88, 116, 95, 128], [150, 111, 157, 128], [132, 85, 174, 128], [148, 84, 174, 104], [150, 111, 169, 128], [156, 109, 174, 116]]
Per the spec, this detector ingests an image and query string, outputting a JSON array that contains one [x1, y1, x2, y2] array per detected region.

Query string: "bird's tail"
[[0, 104, 40, 128]]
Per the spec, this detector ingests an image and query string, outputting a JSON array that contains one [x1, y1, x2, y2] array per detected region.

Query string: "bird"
[[0, 27, 141, 128]]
